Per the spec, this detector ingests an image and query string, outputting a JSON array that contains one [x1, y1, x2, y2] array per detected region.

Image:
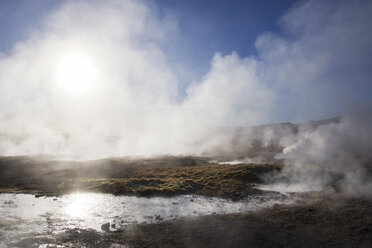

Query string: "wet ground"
[[1, 192, 371, 248], [0, 192, 307, 247], [113, 196, 372, 248], [0, 156, 371, 247]]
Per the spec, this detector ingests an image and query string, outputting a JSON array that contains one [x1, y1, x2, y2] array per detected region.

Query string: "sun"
[[55, 53, 98, 94]]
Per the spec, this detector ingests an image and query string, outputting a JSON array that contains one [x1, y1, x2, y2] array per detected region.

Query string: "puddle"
[[0, 192, 304, 247], [256, 183, 324, 193]]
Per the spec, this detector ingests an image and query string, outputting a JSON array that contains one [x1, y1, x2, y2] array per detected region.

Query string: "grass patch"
[[57, 163, 280, 198], [0, 156, 281, 199]]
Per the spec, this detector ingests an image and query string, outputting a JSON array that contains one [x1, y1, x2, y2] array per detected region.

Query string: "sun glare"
[[65, 193, 92, 218], [55, 53, 98, 94]]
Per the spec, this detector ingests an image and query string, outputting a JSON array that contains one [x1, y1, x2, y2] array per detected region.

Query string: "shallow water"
[[256, 183, 324, 193], [0, 192, 304, 247]]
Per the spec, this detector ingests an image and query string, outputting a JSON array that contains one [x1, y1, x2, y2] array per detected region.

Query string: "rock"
[[101, 222, 111, 232]]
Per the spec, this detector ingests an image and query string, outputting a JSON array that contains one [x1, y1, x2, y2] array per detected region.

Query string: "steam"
[[0, 0, 371, 195], [0, 0, 275, 158], [269, 109, 372, 197]]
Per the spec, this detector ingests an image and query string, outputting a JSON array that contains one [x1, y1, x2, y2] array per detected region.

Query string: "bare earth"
[[14, 196, 371, 248], [1, 156, 371, 248]]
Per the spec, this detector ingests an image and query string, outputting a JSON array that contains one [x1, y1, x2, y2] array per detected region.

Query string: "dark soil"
[[115, 197, 372, 248], [2, 155, 372, 248], [18, 196, 371, 248]]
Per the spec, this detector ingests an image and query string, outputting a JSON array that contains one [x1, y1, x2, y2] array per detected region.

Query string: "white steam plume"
[[0, 0, 275, 158], [0, 0, 371, 201], [269, 109, 372, 197]]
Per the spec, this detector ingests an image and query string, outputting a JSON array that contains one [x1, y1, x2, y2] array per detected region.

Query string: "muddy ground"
[[1, 156, 372, 247], [12, 196, 372, 248], [108, 196, 372, 248]]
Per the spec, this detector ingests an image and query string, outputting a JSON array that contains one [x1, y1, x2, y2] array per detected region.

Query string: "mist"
[[265, 109, 372, 197], [0, 0, 371, 196], [0, 0, 275, 158]]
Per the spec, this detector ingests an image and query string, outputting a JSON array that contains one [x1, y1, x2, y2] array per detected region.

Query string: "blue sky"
[[0, 0, 371, 157], [0, 0, 371, 125], [150, 0, 296, 78], [0, 0, 296, 80], [0, 0, 62, 52]]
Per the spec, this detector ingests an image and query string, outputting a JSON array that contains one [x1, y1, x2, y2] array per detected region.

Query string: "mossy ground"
[[0, 156, 280, 198], [58, 163, 279, 198]]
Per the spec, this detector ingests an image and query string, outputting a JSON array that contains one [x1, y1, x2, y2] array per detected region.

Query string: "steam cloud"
[[0, 0, 371, 195], [267, 109, 372, 198]]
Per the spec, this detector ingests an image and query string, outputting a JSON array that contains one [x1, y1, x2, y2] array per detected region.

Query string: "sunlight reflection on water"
[[65, 193, 92, 218], [0, 192, 306, 247]]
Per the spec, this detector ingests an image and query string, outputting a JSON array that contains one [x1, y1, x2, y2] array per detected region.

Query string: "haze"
[[0, 0, 371, 168]]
